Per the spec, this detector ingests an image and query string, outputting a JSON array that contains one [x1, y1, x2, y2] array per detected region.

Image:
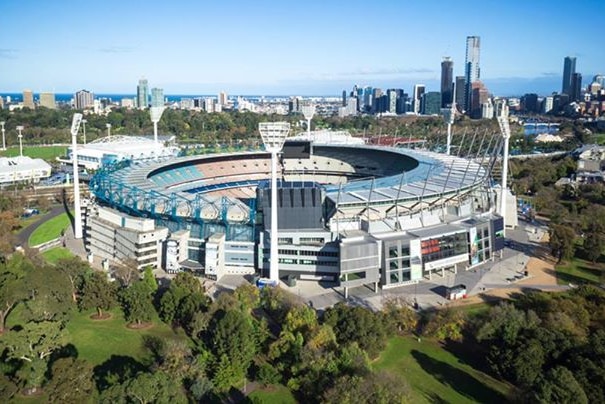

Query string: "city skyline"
[[1, 0, 603, 96]]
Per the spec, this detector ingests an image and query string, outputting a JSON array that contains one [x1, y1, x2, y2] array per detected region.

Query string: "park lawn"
[[556, 257, 604, 285], [0, 145, 67, 161], [248, 385, 297, 404], [41, 247, 73, 263], [374, 336, 512, 404], [65, 307, 189, 366], [28, 212, 70, 246]]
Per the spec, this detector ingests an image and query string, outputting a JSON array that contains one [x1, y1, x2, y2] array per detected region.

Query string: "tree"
[[113, 258, 139, 287], [529, 366, 587, 404], [46, 357, 95, 404], [142, 266, 158, 294], [79, 271, 117, 318], [322, 370, 411, 404], [421, 308, 466, 342], [100, 371, 187, 404], [55, 256, 91, 303], [548, 224, 576, 263], [0, 255, 28, 333], [382, 296, 418, 335], [120, 281, 156, 325], [0, 320, 66, 393], [21, 263, 74, 323], [583, 231, 604, 263], [210, 309, 258, 369]]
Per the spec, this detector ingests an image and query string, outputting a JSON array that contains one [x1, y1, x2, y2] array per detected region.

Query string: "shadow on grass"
[[93, 355, 147, 391], [547, 265, 601, 285], [411, 350, 508, 403]]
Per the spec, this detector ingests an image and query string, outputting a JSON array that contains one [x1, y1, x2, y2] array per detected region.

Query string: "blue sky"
[[1, 0, 603, 96]]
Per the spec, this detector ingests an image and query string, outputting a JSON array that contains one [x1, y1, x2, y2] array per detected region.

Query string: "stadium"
[[87, 128, 508, 291]]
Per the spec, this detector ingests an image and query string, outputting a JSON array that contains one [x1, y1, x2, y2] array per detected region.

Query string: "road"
[[16, 205, 67, 247]]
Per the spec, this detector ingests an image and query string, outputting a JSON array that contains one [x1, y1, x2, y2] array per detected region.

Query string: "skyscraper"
[[562, 56, 576, 96], [23, 89, 35, 109], [455, 76, 466, 109], [441, 57, 454, 108], [570, 73, 582, 102], [151, 88, 164, 108], [75, 90, 94, 110], [218, 91, 228, 106], [39, 92, 56, 109], [137, 78, 149, 109], [464, 36, 480, 114], [412, 84, 425, 114]]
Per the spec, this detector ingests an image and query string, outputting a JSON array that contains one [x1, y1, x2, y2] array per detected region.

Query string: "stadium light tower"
[[70, 114, 84, 239], [81, 119, 87, 144], [16, 125, 24, 156], [0, 121, 6, 151], [497, 105, 511, 233], [106, 123, 111, 139], [301, 104, 315, 138], [259, 122, 290, 282], [442, 106, 455, 155], [150, 106, 166, 154]]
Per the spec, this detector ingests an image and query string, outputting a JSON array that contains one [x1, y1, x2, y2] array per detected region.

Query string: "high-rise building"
[[412, 84, 425, 114], [570, 73, 582, 102], [151, 88, 164, 108], [441, 57, 454, 108], [218, 91, 228, 106], [542, 96, 554, 113], [23, 89, 35, 109], [421, 92, 441, 115], [562, 56, 576, 96], [342, 90, 347, 107], [455, 76, 466, 109], [464, 36, 481, 114], [363, 86, 373, 112], [387, 89, 397, 114], [39, 92, 56, 109], [471, 81, 490, 119], [521, 93, 539, 113], [137, 78, 149, 109], [75, 90, 94, 110]]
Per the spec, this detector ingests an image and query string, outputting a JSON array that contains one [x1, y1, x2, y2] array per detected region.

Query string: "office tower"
[[570, 73, 582, 102], [371, 88, 383, 113], [75, 90, 94, 110], [395, 90, 408, 114], [464, 36, 481, 114], [471, 81, 489, 119], [412, 84, 425, 114], [455, 76, 465, 109], [386, 89, 397, 114], [561, 56, 576, 96], [542, 96, 554, 113], [151, 88, 164, 108], [421, 92, 441, 115], [23, 89, 35, 109], [441, 57, 454, 108], [363, 86, 373, 112], [137, 78, 149, 109], [204, 98, 215, 113], [356, 87, 364, 111], [39, 92, 56, 109], [521, 93, 539, 113], [342, 90, 347, 107], [218, 91, 228, 106]]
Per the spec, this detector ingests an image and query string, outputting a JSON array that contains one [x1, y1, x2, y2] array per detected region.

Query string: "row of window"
[[278, 249, 338, 257]]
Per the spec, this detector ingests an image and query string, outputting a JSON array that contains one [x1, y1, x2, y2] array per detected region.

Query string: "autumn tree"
[[46, 357, 95, 404]]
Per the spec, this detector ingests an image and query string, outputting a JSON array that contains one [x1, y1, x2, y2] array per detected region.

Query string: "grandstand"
[[89, 133, 507, 291]]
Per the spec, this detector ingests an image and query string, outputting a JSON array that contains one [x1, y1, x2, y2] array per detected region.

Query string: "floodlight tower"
[[0, 121, 6, 150], [16, 126, 24, 156], [497, 105, 511, 233], [106, 123, 111, 139], [81, 119, 87, 144], [70, 114, 84, 239], [301, 104, 315, 138], [259, 122, 290, 282], [150, 106, 166, 155]]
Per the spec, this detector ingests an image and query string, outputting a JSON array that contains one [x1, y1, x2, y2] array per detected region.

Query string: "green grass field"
[[0, 145, 67, 161], [41, 247, 73, 264], [28, 212, 70, 246], [66, 308, 188, 366], [247, 385, 297, 404], [374, 337, 512, 403], [556, 257, 604, 285]]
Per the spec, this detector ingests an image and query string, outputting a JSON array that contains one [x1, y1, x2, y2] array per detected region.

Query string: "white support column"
[[71, 114, 84, 239], [497, 106, 511, 236]]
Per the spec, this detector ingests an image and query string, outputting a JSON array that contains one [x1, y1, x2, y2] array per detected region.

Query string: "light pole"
[[301, 104, 315, 138], [442, 107, 455, 155], [106, 123, 111, 139], [70, 114, 84, 239], [16, 125, 24, 157], [150, 106, 165, 156], [497, 105, 511, 237], [0, 121, 5, 150], [259, 122, 290, 282], [81, 119, 87, 144]]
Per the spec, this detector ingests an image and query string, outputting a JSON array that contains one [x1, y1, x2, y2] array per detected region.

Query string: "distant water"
[[0, 93, 324, 103]]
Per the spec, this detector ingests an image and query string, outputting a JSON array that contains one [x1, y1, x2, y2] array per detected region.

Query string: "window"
[[389, 246, 398, 258]]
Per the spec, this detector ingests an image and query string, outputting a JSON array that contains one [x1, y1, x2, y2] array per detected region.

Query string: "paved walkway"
[[16, 205, 66, 247]]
